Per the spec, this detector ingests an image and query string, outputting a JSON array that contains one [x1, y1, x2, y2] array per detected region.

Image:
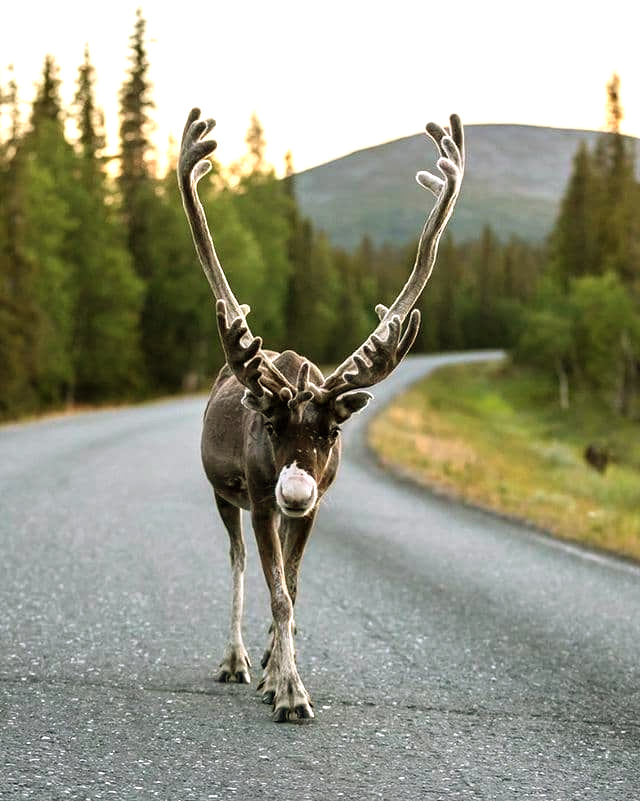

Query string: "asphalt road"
[[1, 352, 639, 800]]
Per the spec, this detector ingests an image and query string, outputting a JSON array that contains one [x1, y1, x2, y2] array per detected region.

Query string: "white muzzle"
[[275, 462, 318, 518]]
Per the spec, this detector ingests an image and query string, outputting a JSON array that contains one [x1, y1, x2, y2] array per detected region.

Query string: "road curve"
[[1, 352, 639, 800]]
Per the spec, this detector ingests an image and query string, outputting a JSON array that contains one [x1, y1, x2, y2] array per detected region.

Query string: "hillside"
[[293, 124, 640, 249]]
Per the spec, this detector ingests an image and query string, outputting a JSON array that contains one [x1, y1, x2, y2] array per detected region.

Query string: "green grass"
[[369, 360, 640, 561]]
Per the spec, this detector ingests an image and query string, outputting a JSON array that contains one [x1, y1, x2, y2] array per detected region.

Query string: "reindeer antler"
[[215, 300, 266, 399], [180, 108, 464, 410], [179, 109, 294, 402], [316, 114, 465, 402], [320, 311, 421, 398], [216, 300, 298, 409]]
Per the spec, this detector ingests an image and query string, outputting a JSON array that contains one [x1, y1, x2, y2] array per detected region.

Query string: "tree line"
[[514, 74, 640, 417], [0, 9, 637, 422]]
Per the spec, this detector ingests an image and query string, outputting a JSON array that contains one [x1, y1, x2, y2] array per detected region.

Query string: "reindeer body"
[[178, 107, 465, 721]]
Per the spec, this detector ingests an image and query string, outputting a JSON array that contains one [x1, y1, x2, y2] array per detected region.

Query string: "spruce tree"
[[31, 54, 64, 125], [71, 45, 144, 400], [432, 234, 465, 352], [118, 7, 162, 388], [592, 74, 639, 412], [330, 236, 379, 360], [549, 142, 598, 288], [139, 168, 227, 391], [75, 43, 106, 164], [284, 215, 314, 352], [594, 73, 639, 287], [16, 54, 78, 405], [232, 122, 294, 349], [0, 65, 36, 416], [0, 68, 26, 415], [118, 7, 155, 205], [469, 225, 501, 347], [118, 5, 156, 282]]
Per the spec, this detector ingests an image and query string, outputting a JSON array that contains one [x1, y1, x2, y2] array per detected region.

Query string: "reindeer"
[[177, 108, 464, 722]]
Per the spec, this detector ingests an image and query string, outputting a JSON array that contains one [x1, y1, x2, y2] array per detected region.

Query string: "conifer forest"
[[0, 10, 638, 422]]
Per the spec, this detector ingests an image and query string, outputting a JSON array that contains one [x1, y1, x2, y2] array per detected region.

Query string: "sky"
[[1, 0, 638, 175]]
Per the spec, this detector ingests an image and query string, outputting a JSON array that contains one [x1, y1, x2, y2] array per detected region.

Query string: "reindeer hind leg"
[[213, 492, 251, 684]]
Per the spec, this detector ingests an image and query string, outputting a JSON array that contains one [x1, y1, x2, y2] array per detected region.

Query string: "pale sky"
[[2, 0, 638, 174]]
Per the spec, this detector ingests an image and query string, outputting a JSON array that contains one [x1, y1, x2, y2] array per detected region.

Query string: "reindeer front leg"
[[252, 508, 314, 722], [261, 512, 317, 670]]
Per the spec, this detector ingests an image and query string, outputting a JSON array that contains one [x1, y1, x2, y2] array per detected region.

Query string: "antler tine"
[[216, 300, 295, 402], [318, 114, 464, 401], [179, 109, 294, 399], [216, 300, 266, 399], [280, 361, 314, 420]]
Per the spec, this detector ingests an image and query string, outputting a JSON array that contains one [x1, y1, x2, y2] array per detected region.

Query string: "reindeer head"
[[216, 301, 376, 517]]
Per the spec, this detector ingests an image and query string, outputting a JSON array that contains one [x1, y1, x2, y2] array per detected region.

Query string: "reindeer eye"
[[329, 426, 341, 442], [264, 421, 276, 436]]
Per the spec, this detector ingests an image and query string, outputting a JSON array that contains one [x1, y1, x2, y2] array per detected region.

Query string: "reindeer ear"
[[333, 391, 373, 423], [241, 389, 275, 415]]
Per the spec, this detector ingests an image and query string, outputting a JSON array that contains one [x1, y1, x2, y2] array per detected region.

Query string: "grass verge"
[[369, 359, 640, 562]]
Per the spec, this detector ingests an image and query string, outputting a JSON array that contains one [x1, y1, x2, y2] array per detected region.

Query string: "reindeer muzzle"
[[275, 463, 318, 518]]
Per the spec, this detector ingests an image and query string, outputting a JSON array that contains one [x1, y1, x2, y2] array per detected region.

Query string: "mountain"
[[293, 124, 640, 249]]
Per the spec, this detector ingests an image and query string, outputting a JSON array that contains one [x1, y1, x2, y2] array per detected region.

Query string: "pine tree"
[[325, 242, 378, 362], [118, 7, 155, 199], [118, 5, 156, 279], [502, 236, 542, 303], [15, 54, 78, 405], [118, 7, 163, 388], [282, 149, 306, 343], [592, 74, 640, 413], [31, 54, 64, 125], [138, 168, 228, 391], [594, 73, 639, 287], [74, 43, 106, 164], [468, 225, 501, 347], [284, 214, 313, 352], [233, 170, 292, 349], [431, 234, 465, 351], [71, 45, 144, 400], [0, 67, 26, 415], [549, 142, 598, 288]]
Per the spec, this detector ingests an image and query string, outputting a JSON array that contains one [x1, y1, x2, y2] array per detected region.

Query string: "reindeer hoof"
[[256, 675, 275, 704], [215, 667, 251, 684], [272, 701, 314, 723], [258, 675, 314, 721], [262, 690, 276, 706], [294, 702, 314, 720], [214, 645, 251, 684], [272, 679, 314, 723]]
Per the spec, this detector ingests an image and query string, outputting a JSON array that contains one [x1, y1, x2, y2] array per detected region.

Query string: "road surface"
[[1, 353, 639, 800]]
